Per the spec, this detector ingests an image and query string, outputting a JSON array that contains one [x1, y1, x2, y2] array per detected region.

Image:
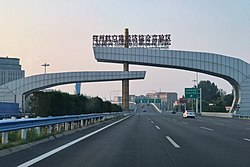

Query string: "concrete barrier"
[[201, 112, 232, 118]]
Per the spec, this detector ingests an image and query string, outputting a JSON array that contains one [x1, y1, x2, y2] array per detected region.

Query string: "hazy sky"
[[0, 0, 249, 100]]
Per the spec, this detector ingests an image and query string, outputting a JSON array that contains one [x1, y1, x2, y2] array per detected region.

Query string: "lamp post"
[[192, 73, 201, 114], [192, 79, 197, 112], [41, 62, 50, 74]]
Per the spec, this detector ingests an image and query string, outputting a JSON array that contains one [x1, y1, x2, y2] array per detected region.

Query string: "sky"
[[0, 0, 249, 100]]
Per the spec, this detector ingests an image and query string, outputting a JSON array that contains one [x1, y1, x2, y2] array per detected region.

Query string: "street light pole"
[[193, 72, 200, 114], [192, 79, 197, 111], [41, 63, 50, 74]]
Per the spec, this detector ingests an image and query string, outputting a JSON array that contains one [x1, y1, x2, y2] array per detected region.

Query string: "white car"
[[183, 110, 195, 118]]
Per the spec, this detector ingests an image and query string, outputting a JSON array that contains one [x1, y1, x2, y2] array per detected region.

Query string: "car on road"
[[183, 110, 195, 118], [143, 109, 146, 112], [171, 110, 176, 114]]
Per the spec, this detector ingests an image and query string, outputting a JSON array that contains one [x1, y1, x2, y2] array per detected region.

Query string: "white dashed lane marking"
[[244, 138, 250, 142], [166, 136, 180, 148], [214, 122, 225, 126], [200, 126, 214, 131]]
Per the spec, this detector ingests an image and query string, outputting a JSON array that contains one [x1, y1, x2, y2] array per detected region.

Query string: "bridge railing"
[[0, 112, 130, 145]]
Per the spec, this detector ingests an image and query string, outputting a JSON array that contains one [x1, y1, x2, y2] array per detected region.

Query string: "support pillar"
[[80, 120, 84, 127], [48, 125, 52, 134], [122, 28, 130, 111], [36, 127, 41, 136], [21, 129, 27, 141], [21, 117, 27, 140], [1, 132, 8, 144], [65, 123, 69, 131], [54, 124, 58, 132], [71, 122, 74, 130]]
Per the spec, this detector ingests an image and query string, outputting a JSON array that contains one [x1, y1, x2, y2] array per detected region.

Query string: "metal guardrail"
[[0, 112, 130, 145], [0, 112, 129, 133]]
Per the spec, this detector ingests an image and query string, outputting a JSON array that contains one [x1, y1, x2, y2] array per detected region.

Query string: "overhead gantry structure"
[[0, 71, 146, 112], [93, 47, 250, 115]]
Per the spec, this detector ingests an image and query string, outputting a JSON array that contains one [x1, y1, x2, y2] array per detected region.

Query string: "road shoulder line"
[[17, 115, 131, 167]]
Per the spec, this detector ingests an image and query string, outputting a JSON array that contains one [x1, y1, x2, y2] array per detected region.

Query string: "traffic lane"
[[144, 107, 250, 166], [0, 118, 130, 167], [31, 112, 175, 167], [203, 116, 250, 132], [146, 105, 250, 139], [165, 111, 250, 132], [162, 111, 250, 141], [161, 112, 250, 148], [193, 115, 250, 142], [138, 104, 158, 115], [148, 112, 250, 167]]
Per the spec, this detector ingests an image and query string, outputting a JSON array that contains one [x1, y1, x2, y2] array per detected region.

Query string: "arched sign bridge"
[[93, 47, 250, 115], [0, 71, 145, 111]]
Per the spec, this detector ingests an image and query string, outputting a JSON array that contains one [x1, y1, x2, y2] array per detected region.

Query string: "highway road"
[[1, 104, 250, 167]]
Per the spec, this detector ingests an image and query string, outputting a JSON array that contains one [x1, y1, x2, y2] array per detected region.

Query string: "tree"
[[28, 91, 122, 116], [198, 80, 233, 112], [222, 93, 233, 107], [198, 80, 220, 102]]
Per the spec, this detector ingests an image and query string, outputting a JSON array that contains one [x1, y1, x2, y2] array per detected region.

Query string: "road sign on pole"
[[185, 88, 199, 98]]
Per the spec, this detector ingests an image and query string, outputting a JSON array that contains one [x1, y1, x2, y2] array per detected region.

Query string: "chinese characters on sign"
[[92, 34, 171, 48], [185, 88, 199, 98]]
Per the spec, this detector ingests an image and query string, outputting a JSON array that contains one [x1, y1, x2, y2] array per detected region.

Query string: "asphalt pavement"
[[1, 104, 250, 167]]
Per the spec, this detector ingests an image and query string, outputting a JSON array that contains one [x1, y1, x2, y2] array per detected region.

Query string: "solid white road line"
[[243, 138, 250, 142], [182, 122, 189, 125], [166, 136, 180, 148], [155, 125, 160, 130], [17, 115, 131, 167], [200, 126, 214, 131]]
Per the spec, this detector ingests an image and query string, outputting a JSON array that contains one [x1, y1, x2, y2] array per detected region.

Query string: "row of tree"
[[27, 91, 122, 117], [187, 80, 233, 112]]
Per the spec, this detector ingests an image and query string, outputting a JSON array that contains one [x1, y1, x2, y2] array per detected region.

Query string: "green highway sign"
[[135, 99, 141, 104], [155, 99, 161, 103], [135, 98, 162, 104], [185, 88, 199, 98], [149, 99, 155, 103]]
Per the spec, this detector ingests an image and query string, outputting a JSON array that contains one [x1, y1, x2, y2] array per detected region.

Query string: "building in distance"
[[0, 57, 25, 85]]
